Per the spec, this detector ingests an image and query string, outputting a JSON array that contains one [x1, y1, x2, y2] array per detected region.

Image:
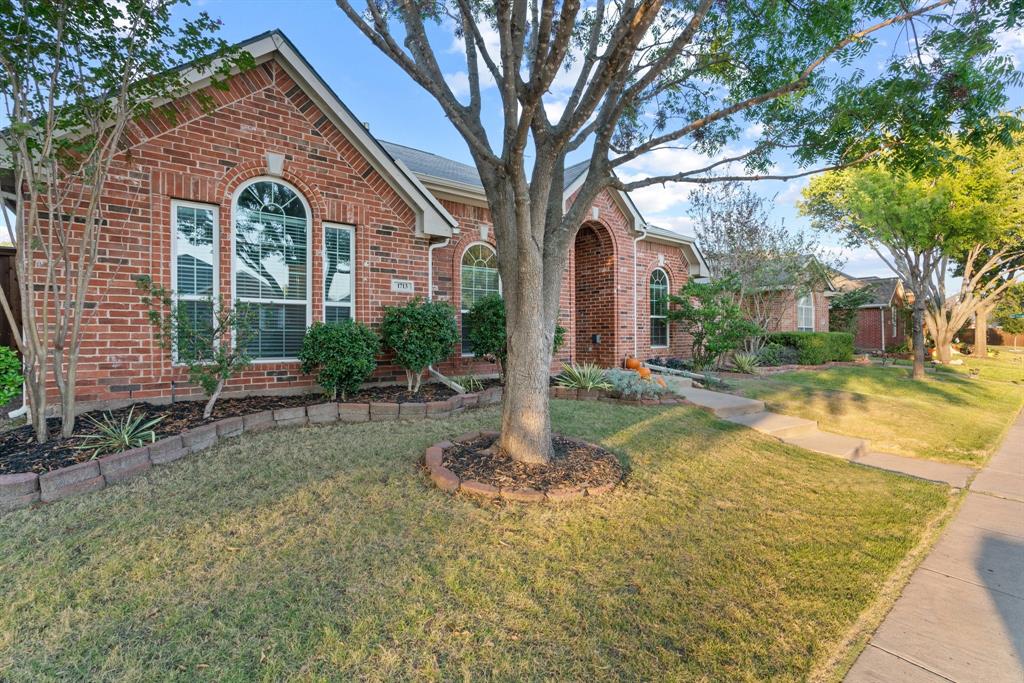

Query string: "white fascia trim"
[[176, 32, 456, 239]]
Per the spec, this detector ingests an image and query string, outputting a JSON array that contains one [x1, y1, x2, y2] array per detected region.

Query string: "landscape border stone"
[[0, 388, 504, 515]]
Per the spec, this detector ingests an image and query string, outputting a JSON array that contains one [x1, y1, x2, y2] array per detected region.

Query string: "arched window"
[[650, 268, 669, 348], [233, 179, 310, 359], [797, 293, 815, 331], [460, 243, 500, 354]]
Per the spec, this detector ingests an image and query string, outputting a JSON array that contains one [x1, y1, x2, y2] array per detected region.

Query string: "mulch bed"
[[442, 432, 623, 491], [0, 380, 501, 476]]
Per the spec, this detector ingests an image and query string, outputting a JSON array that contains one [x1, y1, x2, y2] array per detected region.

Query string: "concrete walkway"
[[845, 410, 1024, 682], [662, 375, 975, 488]]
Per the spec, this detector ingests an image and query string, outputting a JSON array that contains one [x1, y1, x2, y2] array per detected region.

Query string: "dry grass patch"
[[0, 401, 950, 681]]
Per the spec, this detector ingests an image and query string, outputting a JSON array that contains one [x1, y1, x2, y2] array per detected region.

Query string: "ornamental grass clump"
[[75, 406, 163, 459], [556, 363, 612, 391], [731, 352, 761, 374]]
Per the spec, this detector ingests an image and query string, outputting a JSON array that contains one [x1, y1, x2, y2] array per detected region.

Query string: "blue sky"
[[177, 2, 1022, 280]]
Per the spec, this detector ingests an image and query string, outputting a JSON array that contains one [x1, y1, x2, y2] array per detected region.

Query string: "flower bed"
[[548, 385, 683, 405], [0, 385, 503, 514]]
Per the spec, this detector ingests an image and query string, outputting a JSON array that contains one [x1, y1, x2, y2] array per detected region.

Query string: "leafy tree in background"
[[994, 283, 1024, 336], [690, 181, 839, 347], [381, 298, 459, 393], [801, 137, 1023, 377], [334, 0, 1020, 463], [668, 279, 762, 370], [829, 286, 876, 335], [0, 0, 251, 442]]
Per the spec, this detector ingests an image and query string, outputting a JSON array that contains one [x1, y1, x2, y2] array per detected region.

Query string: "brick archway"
[[573, 221, 617, 366]]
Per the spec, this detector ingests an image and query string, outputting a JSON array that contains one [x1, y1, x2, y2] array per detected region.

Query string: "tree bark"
[[974, 308, 988, 358], [203, 379, 224, 419], [911, 297, 926, 379]]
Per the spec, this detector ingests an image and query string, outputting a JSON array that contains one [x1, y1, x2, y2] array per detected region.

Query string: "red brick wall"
[[27, 61, 699, 412], [852, 306, 906, 351], [573, 223, 617, 366], [763, 290, 830, 333]]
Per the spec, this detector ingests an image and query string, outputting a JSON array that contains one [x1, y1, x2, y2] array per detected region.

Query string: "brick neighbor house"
[[832, 272, 910, 352], [3, 31, 717, 413]]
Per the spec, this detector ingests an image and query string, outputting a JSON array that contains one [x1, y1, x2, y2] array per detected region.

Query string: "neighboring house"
[[739, 259, 834, 334], [2, 30, 709, 412], [832, 272, 910, 352]]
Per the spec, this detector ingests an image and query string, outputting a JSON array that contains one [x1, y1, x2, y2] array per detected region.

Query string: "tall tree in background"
[[993, 282, 1024, 338], [801, 139, 1023, 377], [335, 0, 1019, 462], [690, 181, 839, 348], [0, 0, 249, 442]]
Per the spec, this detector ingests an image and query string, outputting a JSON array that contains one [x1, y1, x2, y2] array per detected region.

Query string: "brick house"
[[832, 272, 910, 351], [3, 31, 711, 413]]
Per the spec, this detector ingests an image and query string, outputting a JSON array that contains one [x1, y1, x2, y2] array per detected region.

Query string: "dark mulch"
[[0, 380, 502, 476], [442, 433, 623, 491]]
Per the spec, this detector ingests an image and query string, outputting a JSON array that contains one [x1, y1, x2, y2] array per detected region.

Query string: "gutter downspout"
[[425, 237, 466, 392], [632, 224, 649, 359], [880, 307, 886, 352]]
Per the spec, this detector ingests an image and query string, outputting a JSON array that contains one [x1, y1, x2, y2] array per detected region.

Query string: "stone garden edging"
[[424, 430, 619, 503], [548, 386, 685, 405], [0, 387, 504, 515]]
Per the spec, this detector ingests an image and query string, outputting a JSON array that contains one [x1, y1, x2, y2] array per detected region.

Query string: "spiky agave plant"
[[75, 406, 164, 459], [556, 363, 613, 391], [731, 352, 761, 374]]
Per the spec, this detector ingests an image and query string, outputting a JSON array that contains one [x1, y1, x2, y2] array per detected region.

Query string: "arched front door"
[[573, 222, 617, 366]]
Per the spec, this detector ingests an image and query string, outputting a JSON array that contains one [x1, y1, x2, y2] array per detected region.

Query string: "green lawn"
[[0, 402, 950, 681], [929, 347, 1024, 384], [732, 366, 1024, 465]]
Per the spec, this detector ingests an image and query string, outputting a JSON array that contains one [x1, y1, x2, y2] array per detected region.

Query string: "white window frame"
[[797, 293, 815, 332], [460, 241, 501, 357], [323, 223, 356, 323], [230, 176, 312, 363], [649, 268, 670, 349], [170, 200, 219, 365]]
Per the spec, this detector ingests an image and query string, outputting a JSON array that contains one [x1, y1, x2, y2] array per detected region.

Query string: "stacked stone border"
[[548, 386, 684, 405], [0, 387, 504, 515], [425, 430, 619, 502]]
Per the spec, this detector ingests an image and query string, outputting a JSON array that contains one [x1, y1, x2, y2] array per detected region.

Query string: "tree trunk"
[[26, 369, 48, 442], [203, 378, 224, 419], [498, 304, 554, 465], [911, 298, 926, 380], [974, 308, 988, 358]]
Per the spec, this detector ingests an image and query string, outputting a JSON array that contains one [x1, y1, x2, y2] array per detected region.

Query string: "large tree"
[[334, 0, 1018, 462], [801, 140, 1023, 378], [0, 0, 249, 441], [689, 181, 839, 347]]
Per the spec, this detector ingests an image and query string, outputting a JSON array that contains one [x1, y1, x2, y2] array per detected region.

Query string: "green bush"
[[0, 346, 22, 405], [756, 343, 800, 367], [381, 298, 458, 393], [765, 331, 854, 365], [605, 369, 667, 400], [299, 321, 380, 400], [75, 406, 163, 459], [464, 294, 567, 379], [668, 277, 762, 370]]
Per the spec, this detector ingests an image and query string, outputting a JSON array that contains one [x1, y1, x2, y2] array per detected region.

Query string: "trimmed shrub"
[[0, 346, 22, 405], [299, 321, 380, 400], [464, 294, 568, 379], [605, 369, 667, 400], [381, 298, 458, 393], [766, 331, 854, 365], [756, 343, 800, 367]]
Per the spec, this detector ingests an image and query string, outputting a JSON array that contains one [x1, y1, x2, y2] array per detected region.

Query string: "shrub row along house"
[[1, 31, 722, 412]]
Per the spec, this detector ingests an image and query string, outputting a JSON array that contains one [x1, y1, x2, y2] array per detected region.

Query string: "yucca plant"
[[453, 375, 485, 393], [75, 406, 164, 459], [556, 363, 612, 391], [731, 352, 761, 374]]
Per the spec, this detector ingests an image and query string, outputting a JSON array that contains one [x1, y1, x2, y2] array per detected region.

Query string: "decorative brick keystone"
[[370, 402, 399, 421], [242, 410, 275, 433], [180, 423, 219, 453], [39, 461, 105, 502], [273, 406, 307, 427], [461, 479, 499, 499], [399, 402, 426, 420], [98, 447, 151, 484], [149, 435, 188, 465], [0, 472, 40, 512], [430, 466, 460, 492], [306, 403, 340, 424], [338, 403, 370, 422], [215, 416, 245, 437]]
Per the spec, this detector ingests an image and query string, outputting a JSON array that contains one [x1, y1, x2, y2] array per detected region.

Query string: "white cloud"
[[995, 27, 1024, 67], [444, 71, 471, 98]]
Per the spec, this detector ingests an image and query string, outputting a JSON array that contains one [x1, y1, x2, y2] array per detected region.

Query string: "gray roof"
[[645, 224, 698, 244], [381, 140, 594, 191], [836, 275, 900, 307]]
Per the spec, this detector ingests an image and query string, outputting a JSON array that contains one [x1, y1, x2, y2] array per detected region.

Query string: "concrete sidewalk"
[[846, 410, 1024, 682]]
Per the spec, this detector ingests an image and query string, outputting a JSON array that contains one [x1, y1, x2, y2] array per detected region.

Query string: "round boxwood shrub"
[[298, 321, 380, 400], [381, 297, 458, 393], [0, 346, 22, 405]]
